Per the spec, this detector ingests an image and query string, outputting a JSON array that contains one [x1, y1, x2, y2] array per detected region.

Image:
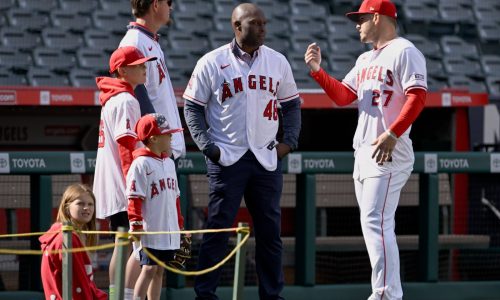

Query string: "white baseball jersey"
[[94, 92, 140, 219], [120, 23, 186, 159], [342, 37, 427, 180], [183, 42, 299, 171], [126, 151, 181, 250]]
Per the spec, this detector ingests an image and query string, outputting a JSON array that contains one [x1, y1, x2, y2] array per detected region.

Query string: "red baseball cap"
[[109, 46, 156, 73], [135, 113, 183, 141], [346, 0, 397, 22]]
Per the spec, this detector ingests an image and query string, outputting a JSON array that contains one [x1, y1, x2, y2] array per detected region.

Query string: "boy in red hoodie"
[[40, 183, 107, 300], [92, 46, 156, 297]]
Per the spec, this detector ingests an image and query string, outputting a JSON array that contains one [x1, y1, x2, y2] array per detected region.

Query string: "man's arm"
[[183, 100, 220, 162], [278, 97, 301, 158], [135, 84, 156, 116]]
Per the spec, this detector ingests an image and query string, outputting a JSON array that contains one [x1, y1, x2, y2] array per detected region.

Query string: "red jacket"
[[39, 223, 107, 300]]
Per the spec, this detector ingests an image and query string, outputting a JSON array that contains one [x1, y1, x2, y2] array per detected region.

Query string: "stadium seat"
[[69, 68, 97, 88], [17, 0, 58, 12], [168, 69, 189, 89], [327, 54, 356, 80], [473, 4, 499, 23], [426, 76, 447, 92], [266, 18, 290, 38], [325, 15, 358, 38], [0, 47, 32, 70], [6, 8, 50, 30], [330, 0, 357, 15], [485, 76, 500, 99], [32, 47, 75, 70], [481, 55, 500, 77], [0, 0, 16, 11], [84, 29, 122, 52], [288, 51, 316, 74], [50, 10, 92, 32], [167, 31, 209, 55], [290, 0, 327, 18], [328, 36, 365, 57], [289, 33, 324, 53], [0, 27, 41, 50], [41, 28, 83, 51], [27, 67, 69, 86], [401, 3, 439, 35], [440, 36, 479, 60], [214, 0, 237, 15], [212, 15, 233, 33], [92, 11, 131, 34], [175, 0, 213, 17], [164, 50, 197, 74], [473, 0, 500, 10], [0, 68, 27, 86], [264, 36, 290, 56], [293, 71, 320, 89], [426, 56, 446, 78], [442, 56, 483, 78], [438, 2, 476, 37], [253, 0, 289, 18], [207, 31, 233, 49], [99, 0, 132, 15], [289, 15, 327, 37], [76, 48, 108, 72], [448, 75, 488, 93], [405, 34, 441, 58], [477, 21, 500, 43], [58, 0, 99, 13], [172, 11, 213, 35]]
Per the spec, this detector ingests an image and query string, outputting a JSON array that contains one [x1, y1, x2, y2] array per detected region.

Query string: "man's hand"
[[203, 144, 221, 163], [128, 228, 144, 242], [304, 42, 322, 73], [276, 143, 291, 159], [371, 131, 398, 165]]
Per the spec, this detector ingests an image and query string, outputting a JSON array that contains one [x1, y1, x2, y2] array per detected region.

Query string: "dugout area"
[[0, 90, 499, 300]]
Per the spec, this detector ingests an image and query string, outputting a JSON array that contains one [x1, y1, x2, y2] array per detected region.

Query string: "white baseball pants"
[[355, 172, 410, 300]]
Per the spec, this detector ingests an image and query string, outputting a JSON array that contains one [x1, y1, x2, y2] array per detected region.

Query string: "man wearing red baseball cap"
[[126, 113, 186, 300], [93, 45, 158, 299], [305, 0, 428, 299]]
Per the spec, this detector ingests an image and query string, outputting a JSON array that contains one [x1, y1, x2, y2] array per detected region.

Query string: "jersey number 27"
[[371, 89, 393, 107]]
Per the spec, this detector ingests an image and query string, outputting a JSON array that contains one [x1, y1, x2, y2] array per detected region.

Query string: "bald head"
[[231, 3, 266, 54]]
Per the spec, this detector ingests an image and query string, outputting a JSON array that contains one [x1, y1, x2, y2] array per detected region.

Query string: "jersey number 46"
[[263, 99, 278, 121]]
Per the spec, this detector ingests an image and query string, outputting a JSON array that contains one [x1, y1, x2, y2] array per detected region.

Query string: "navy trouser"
[[195, 151, 285, 300]]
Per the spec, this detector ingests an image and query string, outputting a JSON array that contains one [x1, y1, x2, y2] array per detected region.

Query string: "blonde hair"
[[56, 183, 97, 247]]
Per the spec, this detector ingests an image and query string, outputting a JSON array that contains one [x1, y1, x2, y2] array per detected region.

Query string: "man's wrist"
[[386, 130, 398, 140]]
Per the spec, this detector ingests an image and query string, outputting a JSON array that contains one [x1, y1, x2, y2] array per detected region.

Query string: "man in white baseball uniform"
[[183, 3, 301, 299], [304, 0, 427, 299], [92, 46, 156, 297], [120, 0, 186, 160]]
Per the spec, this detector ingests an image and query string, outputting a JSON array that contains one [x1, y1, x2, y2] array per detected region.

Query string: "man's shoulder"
[[260, 45, 286, 60]]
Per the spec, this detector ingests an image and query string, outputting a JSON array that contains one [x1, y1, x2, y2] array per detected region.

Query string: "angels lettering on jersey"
[[356, 65, 395, 107], [219, 75, 279, 103], [129, 176, 177, 199]]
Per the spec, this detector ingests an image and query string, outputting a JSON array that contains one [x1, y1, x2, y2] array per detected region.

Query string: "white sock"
[[123, 288, 134, 300]]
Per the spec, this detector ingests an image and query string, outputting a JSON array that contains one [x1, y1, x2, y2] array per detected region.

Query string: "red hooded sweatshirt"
[[96, 77, 137, 176], [39, 223, 107, 300]]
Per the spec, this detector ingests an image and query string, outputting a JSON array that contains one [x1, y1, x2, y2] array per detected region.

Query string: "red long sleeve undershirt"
[[117, 135, 136, 177], [310, 68, 427, 137]]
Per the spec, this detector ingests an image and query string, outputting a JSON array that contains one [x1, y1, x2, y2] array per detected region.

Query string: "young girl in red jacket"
[[39, 183, 107, 300]]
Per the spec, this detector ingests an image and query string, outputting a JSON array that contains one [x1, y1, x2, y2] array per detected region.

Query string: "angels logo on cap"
[[135, 113, 183, 141]]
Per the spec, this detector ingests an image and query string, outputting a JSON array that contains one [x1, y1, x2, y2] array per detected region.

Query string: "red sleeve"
[[117, 135, 136, 177], [176, 196, 184, 229], [389, 88, 427, 137], [310, 68, 357, 106], [128, 197, 143, 231]]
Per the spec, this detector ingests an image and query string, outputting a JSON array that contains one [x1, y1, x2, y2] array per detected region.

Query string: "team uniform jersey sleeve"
[[113, 96, 140, 141], [126, 160, 148, 200], [276, 59, 299, 102], [399, 47, 427, 93], [183, 58, 213, 106]]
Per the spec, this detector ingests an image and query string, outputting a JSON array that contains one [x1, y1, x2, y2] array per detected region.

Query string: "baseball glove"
[[167, 234, 192, 270]]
